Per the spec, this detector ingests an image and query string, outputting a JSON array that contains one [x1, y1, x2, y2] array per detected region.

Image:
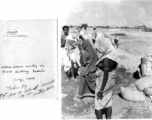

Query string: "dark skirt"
[[78, 40, 98, 97], [78, 72, 96, 97]]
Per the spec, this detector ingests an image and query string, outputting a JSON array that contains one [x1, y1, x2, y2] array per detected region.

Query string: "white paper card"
[[0, 19, 57, 99]]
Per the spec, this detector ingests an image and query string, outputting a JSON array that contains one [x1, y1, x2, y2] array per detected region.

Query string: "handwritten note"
[[0, 19, 57, 99]]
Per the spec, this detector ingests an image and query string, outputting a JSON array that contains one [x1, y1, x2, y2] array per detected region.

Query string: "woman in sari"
[[94, 34, 118, 119], [74, 34, 99, 100]]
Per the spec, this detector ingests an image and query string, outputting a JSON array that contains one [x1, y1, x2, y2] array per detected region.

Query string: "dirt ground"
[[62, 29, 152, 119]]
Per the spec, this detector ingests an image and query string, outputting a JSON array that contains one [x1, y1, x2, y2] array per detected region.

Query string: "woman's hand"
[[95, 69, 102, 77], [97, 91, 103, 99], [79, 35, 84, 41]]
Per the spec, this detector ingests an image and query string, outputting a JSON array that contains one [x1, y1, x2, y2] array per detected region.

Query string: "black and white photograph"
[[61, 0, 152, 119]]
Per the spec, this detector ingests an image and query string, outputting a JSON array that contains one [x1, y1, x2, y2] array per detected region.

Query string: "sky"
[[61, 0, 152, 27]]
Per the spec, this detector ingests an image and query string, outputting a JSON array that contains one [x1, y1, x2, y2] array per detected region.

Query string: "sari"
[[78, 40, 99, 97], [94, 34, 118, 109]]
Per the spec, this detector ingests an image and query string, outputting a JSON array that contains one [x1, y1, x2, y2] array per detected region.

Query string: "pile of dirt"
[[110, 33, 127, 36], [116, 48, 141, 73]]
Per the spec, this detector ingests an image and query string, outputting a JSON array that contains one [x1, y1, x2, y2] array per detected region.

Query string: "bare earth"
[[62, 30, 152, 119]]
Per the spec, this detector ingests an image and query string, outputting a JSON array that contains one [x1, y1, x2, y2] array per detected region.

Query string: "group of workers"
[[61, 24, 119, 119]]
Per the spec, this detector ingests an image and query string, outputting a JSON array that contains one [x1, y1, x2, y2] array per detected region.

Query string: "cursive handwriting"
[[9, 93, 16, 97], [33, 85, 39, 90], [2, 70, 12, 74], [25, 64, 37, 68], [18, 91, 22, 94], [12, 77, 35, 82], [20, 94, 25, 98], [0, 93, 8, 98], [1, 66, 11, 68], [15, 70, 29, 74], [40, 65, 45, 67], [4, 30, 28, 38], [41, 80, 55, 87], [13, 66, 23, 68], [41, 81, 52, 87], [13, 78, 24, 82], [33, 69, 45, 73], [7, 85, 19, 91], [46, 85, 54, 91], [26, 77, 35, 80], [21, 84, 27, 90], [6, 30, 17, 35], [24, 88, 33, 93], [27, 92, 33, 96], [33, 89, 45, 96]]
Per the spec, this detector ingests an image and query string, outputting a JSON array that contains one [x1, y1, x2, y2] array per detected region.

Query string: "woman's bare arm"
[[98, 58, 117, 91], [100, 70, 109, 92]]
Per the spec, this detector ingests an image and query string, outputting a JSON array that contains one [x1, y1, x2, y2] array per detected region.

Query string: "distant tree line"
[[68, 24, 152, 32]]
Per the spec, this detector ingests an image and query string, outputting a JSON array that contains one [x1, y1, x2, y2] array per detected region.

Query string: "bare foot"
[[65, 78, 69, 82]]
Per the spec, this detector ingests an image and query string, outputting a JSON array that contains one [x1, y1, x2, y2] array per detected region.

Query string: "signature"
[[33, 89, 45, 96], [1, 80, 54, 98], [41, 80, 55, 87], [46, 85, 54, 91], [33, 85, 39, 90], [24, 88, 33, 93]]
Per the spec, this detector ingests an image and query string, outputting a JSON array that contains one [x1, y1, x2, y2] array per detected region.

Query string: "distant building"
[[134, 25, 152, 32]]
